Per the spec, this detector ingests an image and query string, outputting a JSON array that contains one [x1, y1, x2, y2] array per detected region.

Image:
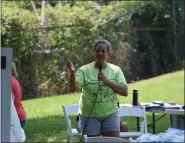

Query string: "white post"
[[1, 48, 12, 142]]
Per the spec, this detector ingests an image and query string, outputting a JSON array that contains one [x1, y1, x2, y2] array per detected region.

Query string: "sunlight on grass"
[[119, 70, 184, 104], [23, 70, 184, 142]]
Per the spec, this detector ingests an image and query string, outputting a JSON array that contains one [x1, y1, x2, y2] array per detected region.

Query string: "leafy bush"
[[2, 1, 184, 98]]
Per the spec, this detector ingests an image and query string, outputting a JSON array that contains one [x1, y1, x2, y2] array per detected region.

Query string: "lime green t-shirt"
[[76, 62, 127, 117]]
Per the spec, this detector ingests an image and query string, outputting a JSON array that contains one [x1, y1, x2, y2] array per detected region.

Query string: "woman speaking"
[[67, 39, 128, 138]]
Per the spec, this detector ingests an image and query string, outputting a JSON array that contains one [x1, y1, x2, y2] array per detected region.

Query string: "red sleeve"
[[11, 76, 17, 96]]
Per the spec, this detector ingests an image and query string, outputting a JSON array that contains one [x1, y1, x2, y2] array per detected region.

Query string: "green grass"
[[23, 70, 184, 142]]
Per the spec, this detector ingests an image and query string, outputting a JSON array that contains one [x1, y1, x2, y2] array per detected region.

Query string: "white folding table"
[[120, 103, 184, 134]]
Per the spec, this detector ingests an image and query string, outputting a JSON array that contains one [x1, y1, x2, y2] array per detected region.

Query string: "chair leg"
[[70, 136, 74, 143], [129, 138, 133, 142], [67, 134, 74, 143], [67, 134, 70, 143]]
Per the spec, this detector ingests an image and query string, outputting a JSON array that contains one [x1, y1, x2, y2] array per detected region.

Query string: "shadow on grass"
[[24, 113, 171, 142]]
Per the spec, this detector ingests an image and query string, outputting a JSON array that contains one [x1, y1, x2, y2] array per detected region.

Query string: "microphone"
[[99, 64, 102, 73]]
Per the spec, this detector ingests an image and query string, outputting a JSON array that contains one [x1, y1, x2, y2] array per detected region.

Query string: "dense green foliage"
[[2, 1, 184, 98]]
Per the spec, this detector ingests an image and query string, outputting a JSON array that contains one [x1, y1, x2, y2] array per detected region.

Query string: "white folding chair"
[[84, 135, 131, 142], [119, 106, 148, 138], [62, 104, 81, 143]]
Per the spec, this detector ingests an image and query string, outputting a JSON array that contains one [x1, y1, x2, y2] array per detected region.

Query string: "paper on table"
[[164, 103, 183, 109]]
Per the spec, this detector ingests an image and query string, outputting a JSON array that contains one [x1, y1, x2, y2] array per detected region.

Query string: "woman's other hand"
[[67, 59, 75, 73]]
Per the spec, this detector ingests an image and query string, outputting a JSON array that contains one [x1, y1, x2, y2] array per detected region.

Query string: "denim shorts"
[[80, 111, 120, 135]]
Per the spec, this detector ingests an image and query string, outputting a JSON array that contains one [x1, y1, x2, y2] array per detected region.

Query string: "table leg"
[[170, 115, 173, 127], [147, 114, 166, 132], [153, 113, 155, 134], [170, 115, 185, 129], [137, 117, 139, 131]]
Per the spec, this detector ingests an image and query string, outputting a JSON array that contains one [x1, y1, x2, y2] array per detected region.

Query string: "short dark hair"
[[93, 39, 112, 53]]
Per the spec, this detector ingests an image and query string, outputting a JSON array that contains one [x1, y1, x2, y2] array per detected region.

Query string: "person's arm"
[[98, 69, 128, 96], [67, 60, 78, 92], [11, 76, 17, 98], [69, 71, 78, 92], [105, 80, 128, 96]]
